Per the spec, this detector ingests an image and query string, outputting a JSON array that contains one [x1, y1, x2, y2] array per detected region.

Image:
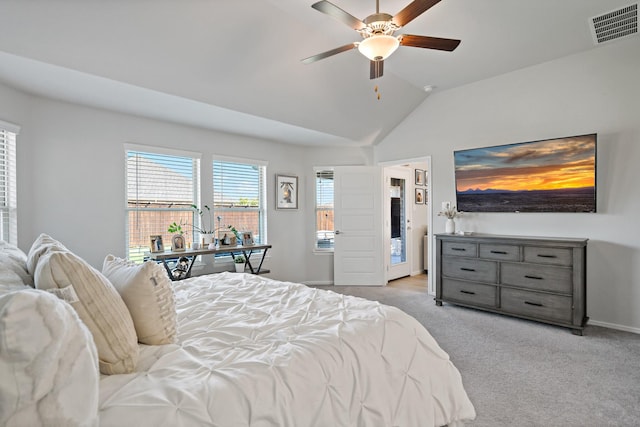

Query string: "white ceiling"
[[0, 0, 634, 147]]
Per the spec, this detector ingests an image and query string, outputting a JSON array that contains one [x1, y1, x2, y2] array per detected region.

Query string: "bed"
[[1, 236, 475, 426]]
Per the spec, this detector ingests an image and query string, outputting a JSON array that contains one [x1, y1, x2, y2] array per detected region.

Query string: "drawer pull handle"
[[490, 250, 508, 254], [524, 301, 544, 307], [524, 275, 544, 280], [537, 254, 557, 258], [451, 248, 467, 251], [460, 290, 476, 295], [460, 267, 476, 272]]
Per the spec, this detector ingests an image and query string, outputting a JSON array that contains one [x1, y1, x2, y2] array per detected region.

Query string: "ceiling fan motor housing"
[[362, 13, 398, 37]]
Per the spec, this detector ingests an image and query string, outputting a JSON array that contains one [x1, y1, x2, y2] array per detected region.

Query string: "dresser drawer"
[[524, 246, 572, 266], [501, 288, 572, 323], [479, 244, 520, 261], [443, 241, 477, 257], [442, 257, 497, 283], [501, 262, 572, 293], [442, 279, 497, 308]]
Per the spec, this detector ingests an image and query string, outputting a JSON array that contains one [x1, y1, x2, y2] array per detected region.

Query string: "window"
[[126, 146, 201, 262], [315, 169, 334, 250], [213, 158, 266, 244], [0, 120, 19, 244]]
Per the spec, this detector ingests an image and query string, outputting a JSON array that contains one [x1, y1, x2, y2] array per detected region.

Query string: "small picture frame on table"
[[276, 174, 298, 209], [171, 234, 186, 252], [150, 235, 164, 253], [218, 231, 237, 246], [241, 231, 254, 246]]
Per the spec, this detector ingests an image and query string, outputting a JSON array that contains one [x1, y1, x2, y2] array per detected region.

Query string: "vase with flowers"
[[438, 205, 463, 234], [168, 204, 216, 245]]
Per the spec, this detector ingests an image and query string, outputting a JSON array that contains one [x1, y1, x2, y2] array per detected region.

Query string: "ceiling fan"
[[302, 0, 461, 79]]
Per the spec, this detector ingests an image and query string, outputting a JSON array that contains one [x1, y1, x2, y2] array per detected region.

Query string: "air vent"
[[590, 3, 638, 45]]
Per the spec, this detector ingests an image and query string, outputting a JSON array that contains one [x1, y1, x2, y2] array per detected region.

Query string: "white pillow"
[[102, 255, 177, 345], [34, 250, 139, 375], [0, 240, 33, 287], [26, 233, 69, 276], [0, 289, 99, 426]]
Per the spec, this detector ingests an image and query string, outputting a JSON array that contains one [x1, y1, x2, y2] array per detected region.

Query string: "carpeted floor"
[[314, 282, 640, 426]]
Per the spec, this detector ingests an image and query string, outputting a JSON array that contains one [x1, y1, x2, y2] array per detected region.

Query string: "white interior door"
[[385, 167, 413, 281], [333, 166, 385, 286]]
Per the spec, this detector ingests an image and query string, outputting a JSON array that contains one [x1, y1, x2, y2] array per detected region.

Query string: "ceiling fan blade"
[[301, 42, 359, 64], [370, 59, 384, 79], [311, 1, 366, 31], [399, 34, 461, 51], [392, 0, 441, 27]]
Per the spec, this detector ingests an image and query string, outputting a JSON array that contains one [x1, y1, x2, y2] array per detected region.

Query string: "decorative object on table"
[[415, 169, 425, 186], [150, 235, 164, 253], [168, 204, 216, 245], [218, 231, 236, 246], [227, 225, 242, 243], [241, 231, 254, 246], [415, 188, 425, 204], [172, 257, 190, 280], [192, 242, 200, 250], [438, 203, 463, 234], [234, 255, 246, 273], [171, 234, 186, 252], [276, 174, 298, 209]]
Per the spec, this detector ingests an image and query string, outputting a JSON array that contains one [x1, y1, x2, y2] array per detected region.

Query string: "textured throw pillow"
[[0, 289, 99, 426], [34, 250, 139, 375], [26, 233, 69, 276], [0, 240, 33, 287], [102, 255, 177, 345]]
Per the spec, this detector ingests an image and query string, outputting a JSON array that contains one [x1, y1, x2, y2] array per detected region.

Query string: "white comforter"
[[99, 272, 475, 426]]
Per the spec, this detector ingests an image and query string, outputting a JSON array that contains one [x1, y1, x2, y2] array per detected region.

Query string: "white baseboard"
[[303, 280, 334, 286], [589, 319, 640, 335]]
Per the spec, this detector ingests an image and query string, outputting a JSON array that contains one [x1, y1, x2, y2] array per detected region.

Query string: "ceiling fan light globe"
[[357, 35, 399, 61]]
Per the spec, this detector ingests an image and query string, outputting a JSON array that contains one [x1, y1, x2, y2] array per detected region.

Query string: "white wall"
[[374, 36, 640, 332], [0, 85, 371, 284]]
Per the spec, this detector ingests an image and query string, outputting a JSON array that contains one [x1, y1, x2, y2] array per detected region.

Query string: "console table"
[[435, 233, 588, 335], [148, 244, 271, 281]]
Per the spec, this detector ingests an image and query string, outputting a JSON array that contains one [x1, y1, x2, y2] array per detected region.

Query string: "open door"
[[385, 167, 413, 281], [333, 166, 385, 286]]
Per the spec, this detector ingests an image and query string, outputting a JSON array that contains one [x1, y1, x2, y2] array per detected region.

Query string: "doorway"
[[382, 158, 433, 293]]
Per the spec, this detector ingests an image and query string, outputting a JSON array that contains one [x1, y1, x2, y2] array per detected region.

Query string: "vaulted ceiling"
[[0, 0, 634, 146]]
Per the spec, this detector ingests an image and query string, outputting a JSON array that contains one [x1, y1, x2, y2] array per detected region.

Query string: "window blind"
[[315, 170, 334, 250], [0, 126, 17, 244], [213, 159, 266, 244], [126, 149, 200, 262]]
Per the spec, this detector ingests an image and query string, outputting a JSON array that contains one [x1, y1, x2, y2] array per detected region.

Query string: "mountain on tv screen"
[[454, 134, 597, 213]]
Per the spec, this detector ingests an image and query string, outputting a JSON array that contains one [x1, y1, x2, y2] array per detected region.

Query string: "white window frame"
[[125, 143, 201, 262], [0, 119, 20, 244], [314, 167, 335, 253], [212, 155, 267, 251]]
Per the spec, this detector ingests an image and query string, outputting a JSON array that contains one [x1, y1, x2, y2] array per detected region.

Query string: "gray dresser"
[[435, 233, 588, 335]]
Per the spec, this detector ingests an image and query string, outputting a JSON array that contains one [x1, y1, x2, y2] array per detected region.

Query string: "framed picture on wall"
[[276, 174, 298, 209], [415, 188, 425, 204], [415, 169, 425, 186]]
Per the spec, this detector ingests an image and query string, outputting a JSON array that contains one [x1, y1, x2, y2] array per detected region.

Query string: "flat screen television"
[[454, 134, 597, 213]]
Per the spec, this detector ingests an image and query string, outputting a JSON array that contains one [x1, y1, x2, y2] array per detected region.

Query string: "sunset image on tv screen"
[[454, 134, 596, 212]]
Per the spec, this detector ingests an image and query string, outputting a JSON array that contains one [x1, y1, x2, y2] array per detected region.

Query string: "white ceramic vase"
[[445, 218, 456, 234], [235, 262, 245, 273]]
